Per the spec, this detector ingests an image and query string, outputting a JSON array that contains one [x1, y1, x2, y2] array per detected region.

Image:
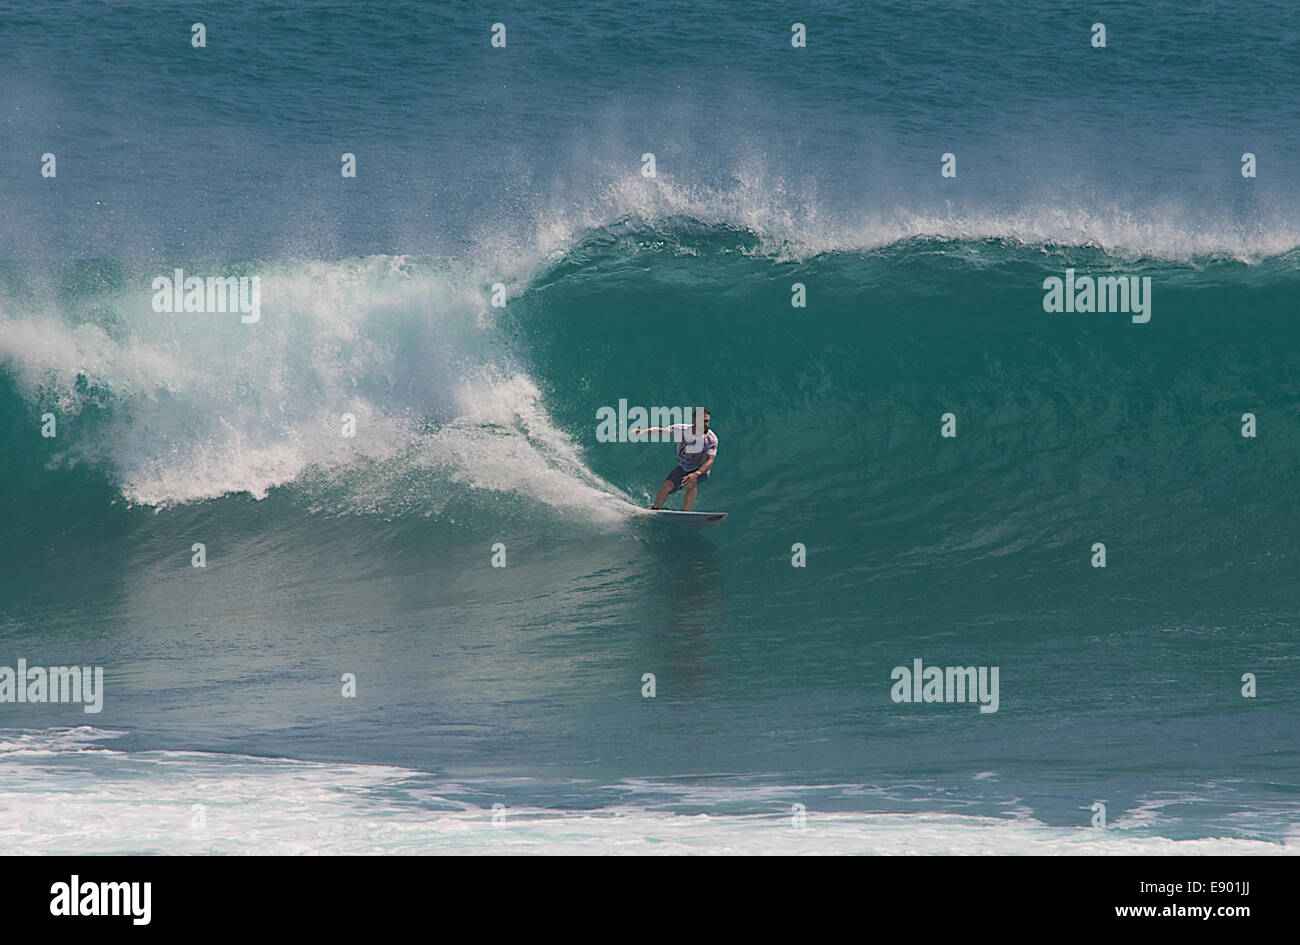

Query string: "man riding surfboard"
[[630, 408, 717, 512]]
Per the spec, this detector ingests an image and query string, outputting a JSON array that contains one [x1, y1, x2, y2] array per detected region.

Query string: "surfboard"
[[645, 509, 728, 530]]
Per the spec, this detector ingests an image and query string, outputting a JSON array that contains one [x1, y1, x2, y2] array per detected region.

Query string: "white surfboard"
[[645, 509, 728, 530]]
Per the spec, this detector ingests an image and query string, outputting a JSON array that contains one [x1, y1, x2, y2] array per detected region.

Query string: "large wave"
[[2, 203, 1298, 592]]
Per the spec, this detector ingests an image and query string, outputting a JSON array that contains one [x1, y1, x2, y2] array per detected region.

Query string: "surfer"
[[631, 408, 718, 512]]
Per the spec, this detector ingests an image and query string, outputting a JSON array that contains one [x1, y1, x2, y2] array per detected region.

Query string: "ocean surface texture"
[[1, 1, 1297, 854]]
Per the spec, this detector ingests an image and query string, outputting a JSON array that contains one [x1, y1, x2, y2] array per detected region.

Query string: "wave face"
[[2, 228, 1298, 609], [519, 225, 1300, 611]]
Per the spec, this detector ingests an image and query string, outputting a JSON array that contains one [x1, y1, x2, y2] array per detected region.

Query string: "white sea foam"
[[1, 729, 1293, 856], [0, 257, 638, 522]]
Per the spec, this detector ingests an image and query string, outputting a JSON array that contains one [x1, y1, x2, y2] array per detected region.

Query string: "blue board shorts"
[[666, 465, 709, 493]]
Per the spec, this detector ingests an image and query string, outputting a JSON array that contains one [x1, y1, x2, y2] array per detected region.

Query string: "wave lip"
[[498, 165, 1300, 269]]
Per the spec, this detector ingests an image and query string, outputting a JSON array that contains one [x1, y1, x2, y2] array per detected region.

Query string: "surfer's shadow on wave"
[[641, 538, 724, 632]]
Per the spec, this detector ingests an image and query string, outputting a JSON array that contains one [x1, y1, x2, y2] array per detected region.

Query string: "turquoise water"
[[0, 1, 1297, 853]]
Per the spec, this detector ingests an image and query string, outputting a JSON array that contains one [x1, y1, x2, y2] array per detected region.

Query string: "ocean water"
[[0, 1, 1297, 854]]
